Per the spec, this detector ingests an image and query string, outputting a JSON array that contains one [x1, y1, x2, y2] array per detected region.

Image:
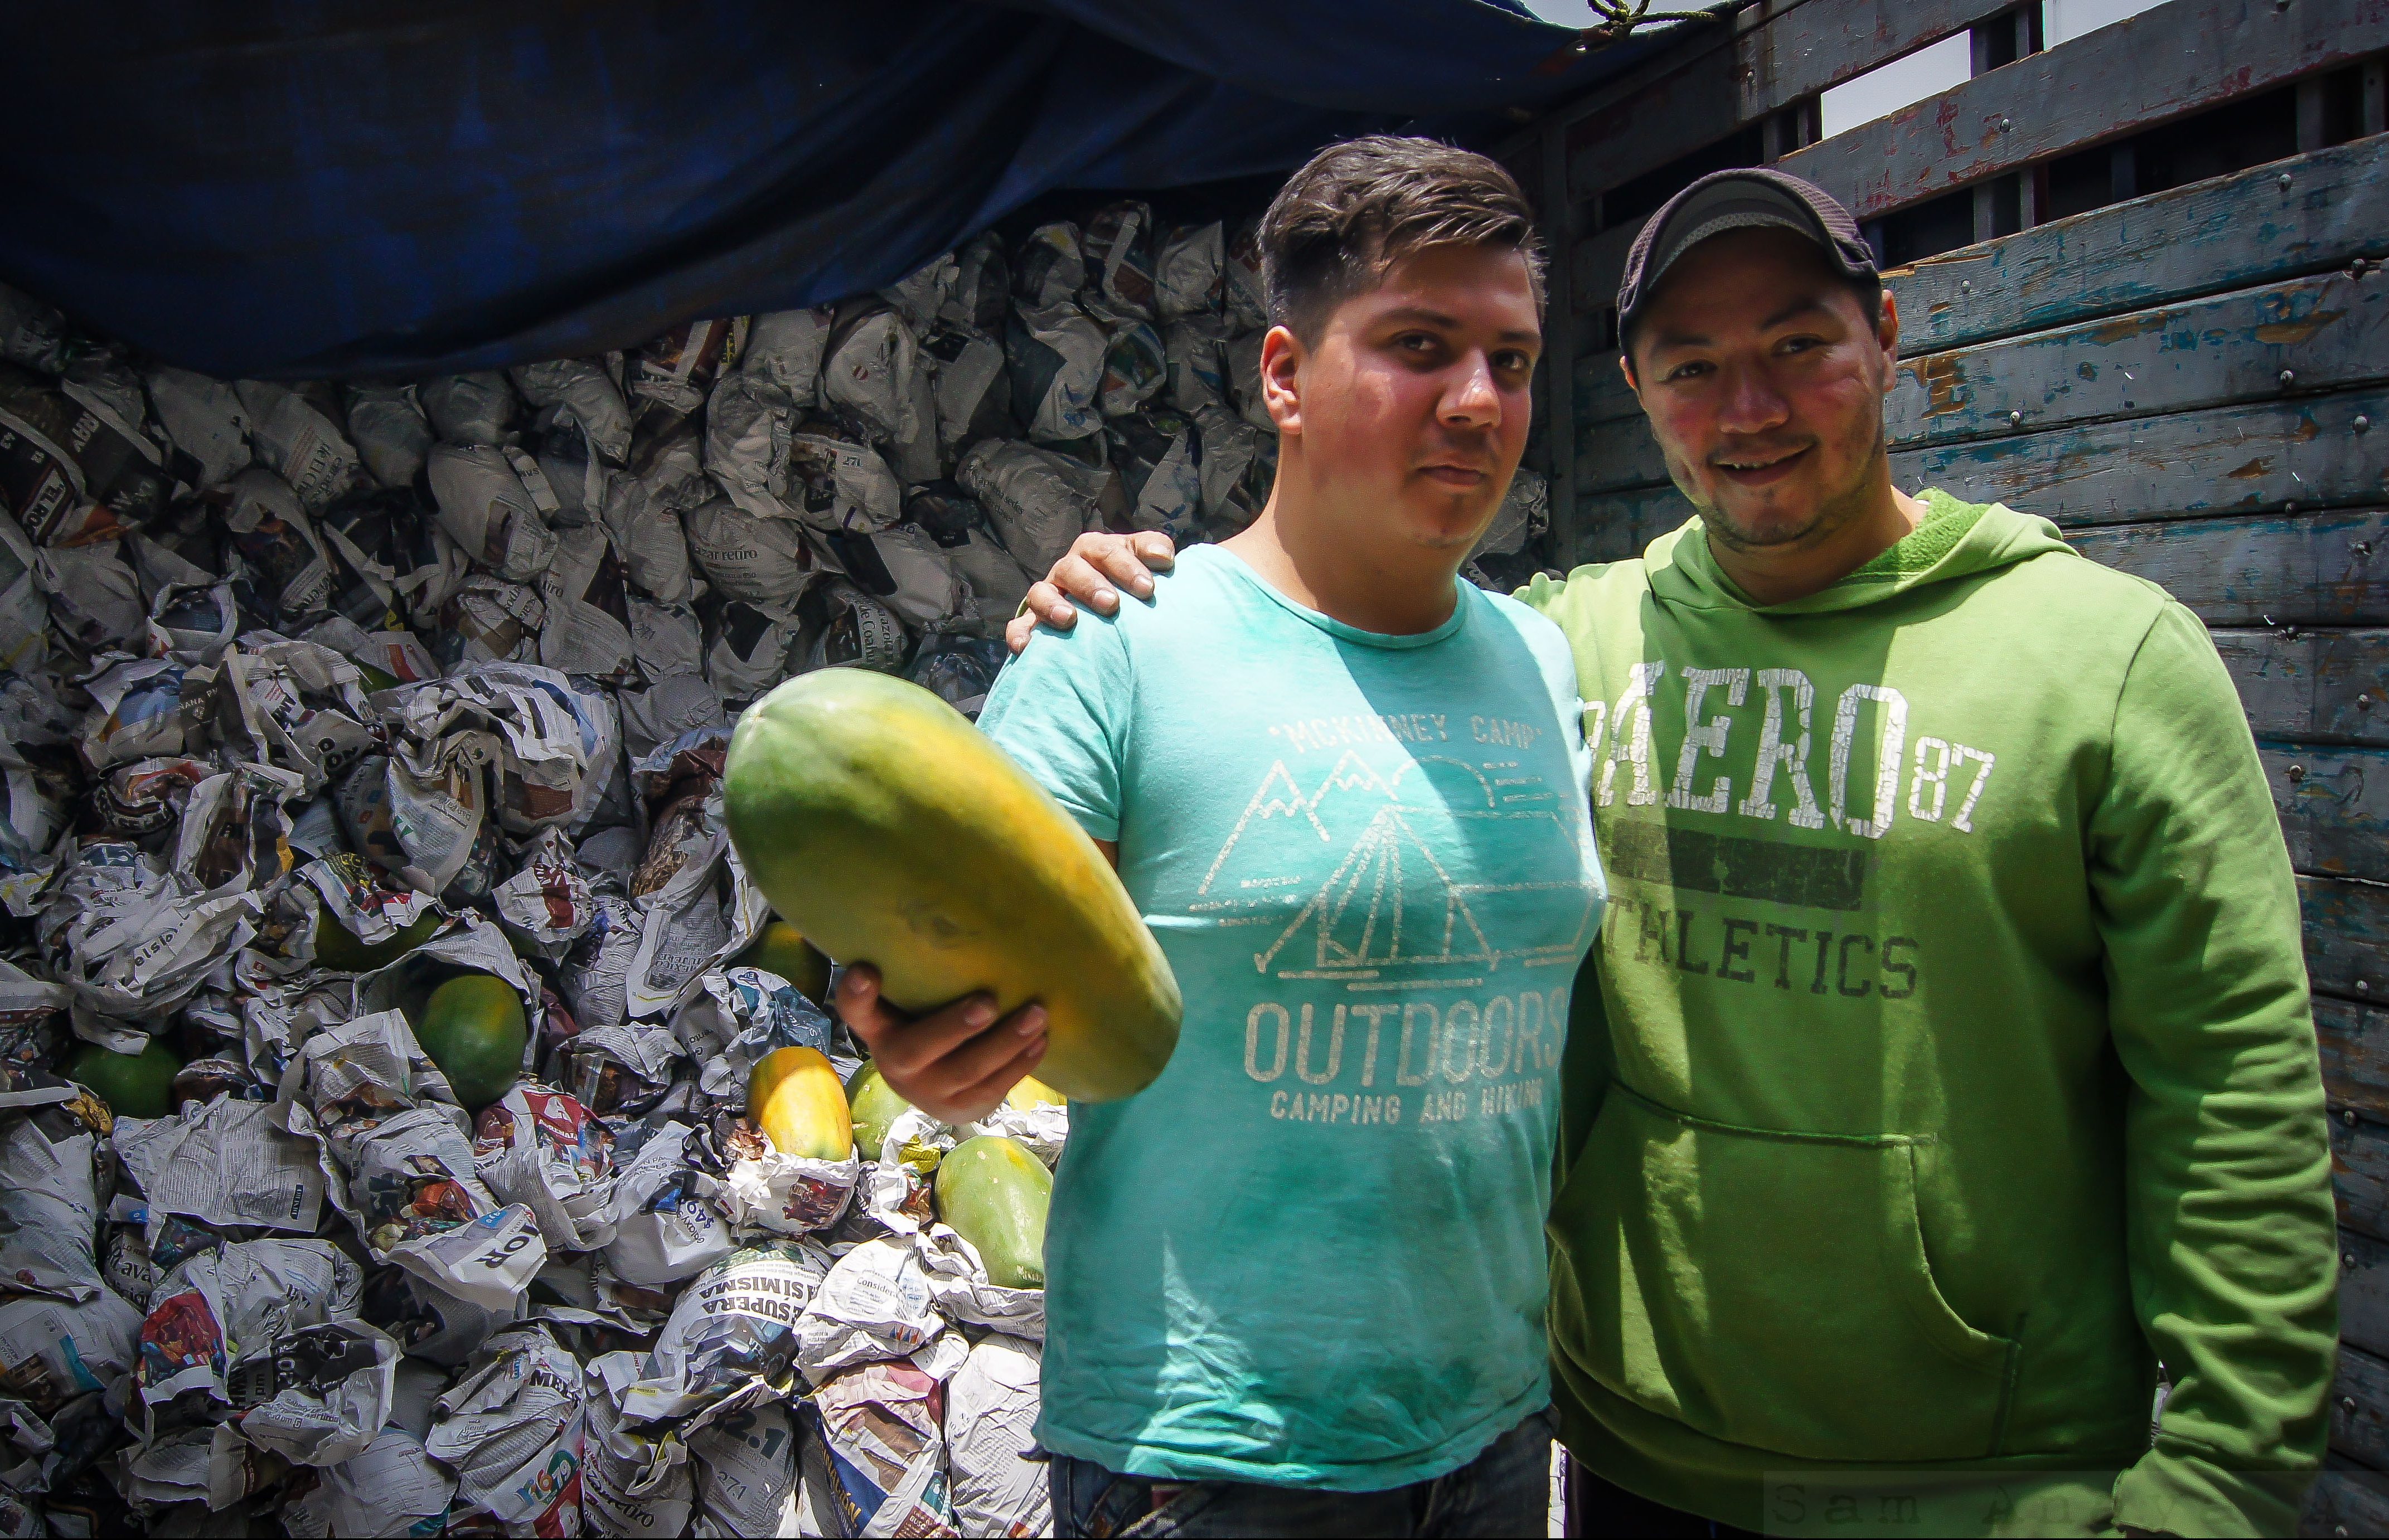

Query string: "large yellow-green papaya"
[[934, 1134, 1050, 1289], [724, 669, 1180, 1102]]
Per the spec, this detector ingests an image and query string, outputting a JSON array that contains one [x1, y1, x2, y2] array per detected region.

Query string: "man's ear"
[[1617, 349, 1641, 407], [1876, 290, 1902, 392], [1260, 323, 1303, 436]]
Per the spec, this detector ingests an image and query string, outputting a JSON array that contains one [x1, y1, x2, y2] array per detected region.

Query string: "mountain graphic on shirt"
[[1192, 748, 1596, 986]]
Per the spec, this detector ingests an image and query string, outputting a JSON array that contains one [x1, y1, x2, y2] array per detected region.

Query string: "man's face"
[[1262, 243, 1541, 552], [1625, 227, 1898, 552]]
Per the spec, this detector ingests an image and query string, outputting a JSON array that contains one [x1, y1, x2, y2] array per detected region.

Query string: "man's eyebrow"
[[1372, 305, 1540, 344], [1649, 294, 1835, 352]]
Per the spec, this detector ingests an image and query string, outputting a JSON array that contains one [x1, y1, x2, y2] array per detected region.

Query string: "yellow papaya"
[[413, 973, 527, 1110], [724, 669, 1180, 1102], [1006, 1074, 1064, 1111], [845, 1060, 915, 1158], [731, 918, 833, 1004], [750, 1045, 854, 1160], [934, 1134, 1050, 1289]]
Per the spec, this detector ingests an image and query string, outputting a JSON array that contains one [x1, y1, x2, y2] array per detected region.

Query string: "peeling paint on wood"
[[1777, 0, 2389, 224], [2067, 510, 2389, 626], [2332, 1339, 2389, 1466], [1889, 271, 2389, 448], [1897, 386, 2388, 527]]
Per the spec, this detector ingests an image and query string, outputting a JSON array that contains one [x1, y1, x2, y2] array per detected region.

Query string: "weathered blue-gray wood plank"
[[2221, 630, 2389, 745], [1554, 0, 2023, 208], [1896, 135, 2389, 356], [2067, 510, 2389, 626], [2319, 998, 2389, 1118], [2303, 1455, 2389, 1537], [1583, 272, 2389, 492], [1889, 270, 2389, 449], [1577, 135, 2389, 424], [1901, 385, 2388, 527], [2336, 1119, 2389, 1250], [2298, 873, 2389, 1002], [2261, 742, 2389, 881], [2344, 1229, 2389, 1362], [1584, 381, 2387, 526], [1776, 0, 2389, 223]]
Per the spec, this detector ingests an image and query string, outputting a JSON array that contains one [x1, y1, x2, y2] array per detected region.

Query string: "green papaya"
[[411, 972, 527, 1110], [67, 1039, 184, 1120], [934, 1134, 1050, 1289], [731, 918, 833, 1004], [724, 669, 1180, 1102], [845, 1061, 915, 1157], [313, 905, 440, 973]]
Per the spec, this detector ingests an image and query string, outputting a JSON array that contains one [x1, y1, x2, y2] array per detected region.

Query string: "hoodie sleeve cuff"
[[2112, 1436, 2315, 1537]]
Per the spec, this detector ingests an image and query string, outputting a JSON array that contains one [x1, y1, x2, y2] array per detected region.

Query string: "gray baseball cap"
[[1615, 167, 1878, 338]]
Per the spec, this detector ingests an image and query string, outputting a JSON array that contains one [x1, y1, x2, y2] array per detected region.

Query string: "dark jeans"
[[1048, 1410, 1557, 1538], [1563, 1456, 1758, 1539]]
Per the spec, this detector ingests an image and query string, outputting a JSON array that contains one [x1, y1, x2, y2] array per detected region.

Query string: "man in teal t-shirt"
[[834, 138, 1602, 1535]]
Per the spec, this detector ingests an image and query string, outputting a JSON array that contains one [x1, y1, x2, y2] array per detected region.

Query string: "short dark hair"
[[1259, 135, 1547, 343]]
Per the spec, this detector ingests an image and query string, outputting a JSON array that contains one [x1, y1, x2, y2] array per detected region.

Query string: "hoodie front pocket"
[[1550, 1087, 2015, 1464]]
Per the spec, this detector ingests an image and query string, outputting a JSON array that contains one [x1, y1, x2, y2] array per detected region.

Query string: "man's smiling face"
[[1624, 226, 1898, 555]]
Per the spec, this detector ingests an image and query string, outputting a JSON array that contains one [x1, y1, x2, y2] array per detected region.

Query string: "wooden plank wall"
[[1507, 0, 2389, 1526]]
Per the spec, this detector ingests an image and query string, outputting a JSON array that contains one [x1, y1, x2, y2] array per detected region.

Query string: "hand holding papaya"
[[835, 964, 1050, 1124]]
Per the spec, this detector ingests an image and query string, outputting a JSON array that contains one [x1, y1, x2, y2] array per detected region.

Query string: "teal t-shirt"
[[977, 543, 1606, 1489]]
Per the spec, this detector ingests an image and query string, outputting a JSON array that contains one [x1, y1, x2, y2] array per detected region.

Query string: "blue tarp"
[[0, 2, 1685, 380]]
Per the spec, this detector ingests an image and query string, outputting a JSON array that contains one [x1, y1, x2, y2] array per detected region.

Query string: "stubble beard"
[[1685, 407, 1889, 557]]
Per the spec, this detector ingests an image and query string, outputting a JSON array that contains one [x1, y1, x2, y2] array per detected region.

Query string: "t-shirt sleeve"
[[975, 615, 1135, 842]]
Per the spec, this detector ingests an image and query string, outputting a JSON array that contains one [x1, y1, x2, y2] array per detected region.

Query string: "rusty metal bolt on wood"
[[2281, 369, 2298, 388], [2357, 415, 2372, 434], [2289, 763, 2308, 783], [2347, 1107, 2361, 1126]]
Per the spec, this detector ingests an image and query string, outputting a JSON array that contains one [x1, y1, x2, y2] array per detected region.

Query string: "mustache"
[[1707, 437, 1818, 468]]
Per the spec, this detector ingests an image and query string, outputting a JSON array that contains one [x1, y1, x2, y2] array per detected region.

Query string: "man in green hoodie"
[[1008, 166, 2339, 1537]]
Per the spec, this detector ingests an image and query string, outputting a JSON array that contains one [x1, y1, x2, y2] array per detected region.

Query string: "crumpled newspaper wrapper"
[[686, 1400, 801, 1538], [604, 1120, 736, 1288], [620, 1240, 830, 1426], [946, 1332, 1049, 1538], [794, 1236, 946, 1383], [472, 1082, 618, 1254], [913, 1226, 1046, 1343], [579, 1357, 694, 1538], [0, 1290, 142, 1420], [128, 1238, 362, 1440], [278, 1422, 455, 1539], [801, 1359, 957, 1539], [114, 1094, 326, 1243], [703, 1128, 859, 1241], [956, 436, 1104, 574], [0, 1100, 110, 1303], [226, 1317, 401, 1470], [425, 1320, 587, 1537], [679, 965, 835, 1105]]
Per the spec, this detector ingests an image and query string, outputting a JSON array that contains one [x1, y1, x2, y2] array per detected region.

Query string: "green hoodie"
[[1525, 492, 2338, 1538]]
